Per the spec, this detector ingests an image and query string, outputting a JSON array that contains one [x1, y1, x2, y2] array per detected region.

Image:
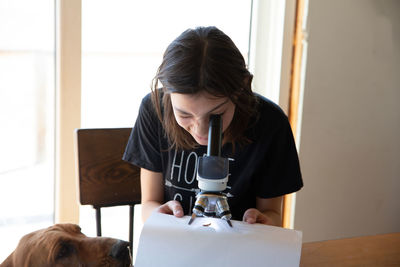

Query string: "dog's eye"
[[56, 243, 73, 260]]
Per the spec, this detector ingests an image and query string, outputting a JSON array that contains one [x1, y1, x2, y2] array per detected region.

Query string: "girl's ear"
[[244, 74, 253, 88], [243, 74, 253, 89]]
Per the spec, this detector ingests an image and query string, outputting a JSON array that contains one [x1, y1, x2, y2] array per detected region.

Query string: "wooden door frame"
[[283, 0, 307, 229]]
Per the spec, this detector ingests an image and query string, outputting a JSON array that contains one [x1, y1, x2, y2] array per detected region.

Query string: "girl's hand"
[[155, 200, 184, 218], [242, 208, 273, 225]]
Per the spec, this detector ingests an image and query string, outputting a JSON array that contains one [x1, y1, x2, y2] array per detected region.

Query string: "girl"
[[123, 26, 303, 226]]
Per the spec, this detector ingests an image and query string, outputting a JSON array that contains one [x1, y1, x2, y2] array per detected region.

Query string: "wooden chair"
[[74, 128, 141, 255]]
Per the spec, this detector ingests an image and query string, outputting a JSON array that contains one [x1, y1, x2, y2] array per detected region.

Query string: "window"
[[80, 0, 252, 238], [0, 0, 55, 260], [82, 0, 252, 128]]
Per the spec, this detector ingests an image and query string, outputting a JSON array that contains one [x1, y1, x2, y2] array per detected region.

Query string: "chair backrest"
[[75, 128, 141, 208]]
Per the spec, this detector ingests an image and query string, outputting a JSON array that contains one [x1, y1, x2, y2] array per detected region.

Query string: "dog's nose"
[[110, 240, 130, 260]]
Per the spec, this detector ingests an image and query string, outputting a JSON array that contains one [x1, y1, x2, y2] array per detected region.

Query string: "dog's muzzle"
[[109, 240, 132, 266]]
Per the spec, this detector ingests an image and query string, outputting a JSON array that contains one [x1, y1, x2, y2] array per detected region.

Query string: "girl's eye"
[[179, 115, 192, 119], [213, 112, 225, 117]]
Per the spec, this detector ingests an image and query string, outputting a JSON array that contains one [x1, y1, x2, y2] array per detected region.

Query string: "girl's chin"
[[196, 140, 208, 146]]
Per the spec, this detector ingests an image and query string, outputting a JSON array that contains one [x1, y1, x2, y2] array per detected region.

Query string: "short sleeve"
[[254, 108, 303, 198], [122, 94, 163, 172]]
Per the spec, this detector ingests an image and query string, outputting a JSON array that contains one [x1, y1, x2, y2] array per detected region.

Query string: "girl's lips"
[[195, 134, 208, 143]]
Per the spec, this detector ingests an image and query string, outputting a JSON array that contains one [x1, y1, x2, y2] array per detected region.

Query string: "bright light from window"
[[81, 0, 251, 128], [0, 0, 55, 261]]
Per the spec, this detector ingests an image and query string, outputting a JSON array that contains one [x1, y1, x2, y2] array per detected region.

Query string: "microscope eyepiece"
[[207, 114, 222, 157]]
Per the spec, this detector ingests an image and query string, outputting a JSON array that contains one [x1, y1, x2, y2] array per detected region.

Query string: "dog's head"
[[1, 223, 132, 267]]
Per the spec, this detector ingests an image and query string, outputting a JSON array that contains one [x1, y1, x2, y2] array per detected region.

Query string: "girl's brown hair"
[[151, 26, 258, 150]]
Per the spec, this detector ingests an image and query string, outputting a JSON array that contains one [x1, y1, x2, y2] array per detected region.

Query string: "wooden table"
[[300, 232, 400, 266]]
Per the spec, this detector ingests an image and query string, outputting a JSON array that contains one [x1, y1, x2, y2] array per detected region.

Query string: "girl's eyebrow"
[[174, 99, 229, 115]]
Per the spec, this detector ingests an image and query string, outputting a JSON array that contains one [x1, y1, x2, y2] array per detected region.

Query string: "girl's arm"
[[242, 196, 283, 226], [140, 168, 183, 222]]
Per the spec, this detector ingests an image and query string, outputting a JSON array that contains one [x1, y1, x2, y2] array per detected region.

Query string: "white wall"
[[295, 0, 400, 242]]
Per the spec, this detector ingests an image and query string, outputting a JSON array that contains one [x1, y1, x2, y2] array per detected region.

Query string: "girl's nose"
[[194, 117, 209, 136]]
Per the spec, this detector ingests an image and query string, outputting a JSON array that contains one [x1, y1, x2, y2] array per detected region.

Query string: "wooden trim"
[[55, 0, 81, 223], [283, 0, 306, 229]]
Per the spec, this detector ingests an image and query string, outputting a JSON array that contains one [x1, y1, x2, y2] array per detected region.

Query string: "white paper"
[[132, 204, 143, 263], [135, 212, 302, 267]]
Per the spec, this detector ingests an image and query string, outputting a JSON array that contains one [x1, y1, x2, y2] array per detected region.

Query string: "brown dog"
[[0, 223, 132, 267]]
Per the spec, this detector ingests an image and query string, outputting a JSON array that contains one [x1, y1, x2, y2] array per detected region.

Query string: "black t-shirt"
[[123, 93, 303, 220]]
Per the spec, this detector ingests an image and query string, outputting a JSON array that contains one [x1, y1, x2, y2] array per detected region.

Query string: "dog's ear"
[[0, 252, 14, 267]]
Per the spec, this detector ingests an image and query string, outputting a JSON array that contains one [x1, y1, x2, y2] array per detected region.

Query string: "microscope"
[[188, 114, 232, 227]]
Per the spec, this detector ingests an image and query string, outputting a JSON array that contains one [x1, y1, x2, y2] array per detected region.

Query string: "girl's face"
[[170, 92, 236, 146]]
